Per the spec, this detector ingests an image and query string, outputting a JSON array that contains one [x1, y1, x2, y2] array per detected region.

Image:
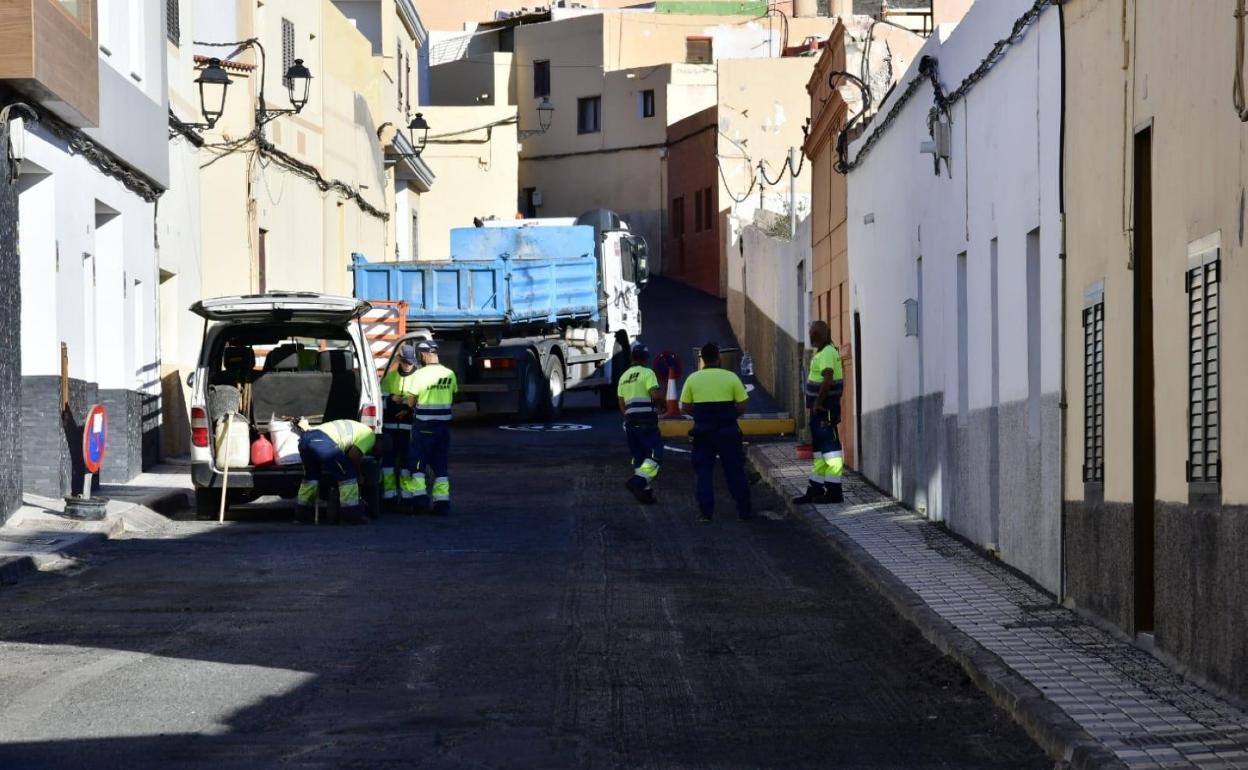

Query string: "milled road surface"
[[0, 406, 1050, 769]]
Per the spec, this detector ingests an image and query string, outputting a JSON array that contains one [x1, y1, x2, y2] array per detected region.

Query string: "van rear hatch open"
[[191, 293, 371, 324]]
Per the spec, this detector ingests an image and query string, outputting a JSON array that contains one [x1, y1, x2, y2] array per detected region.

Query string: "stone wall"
[[0, 116, 21, 522]]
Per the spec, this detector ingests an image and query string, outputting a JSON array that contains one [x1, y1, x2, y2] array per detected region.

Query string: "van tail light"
[[191, 407, 209, 448], [359, 404, 378, 429]]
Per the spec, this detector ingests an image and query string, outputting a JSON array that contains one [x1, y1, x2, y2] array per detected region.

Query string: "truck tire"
[[517, 352, 542, 420], [195, 488, 223, 520], [542, 355, 566, 420]]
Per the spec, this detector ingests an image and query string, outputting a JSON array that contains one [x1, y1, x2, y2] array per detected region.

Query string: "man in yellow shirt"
[[617, 341, 664, 504], [795, 320, 845, 505], [403, 340, 458, 515], [296, 418, 386, 525], [680, 342, 753, 523], [380, 344, 420, 505]]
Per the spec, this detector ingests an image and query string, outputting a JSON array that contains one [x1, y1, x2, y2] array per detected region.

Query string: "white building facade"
[[17, 0, 170, 494], [847, 0, 1063, 592]]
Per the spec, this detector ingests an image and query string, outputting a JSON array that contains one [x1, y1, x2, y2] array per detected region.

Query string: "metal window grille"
[[686, 37, 712, 64], [534, 61, 550, 98], [166, 0, 180, 44], [1082, 299, 1105, 482], [281, 18, 295, 87], [1187, 254, 1221, 483]]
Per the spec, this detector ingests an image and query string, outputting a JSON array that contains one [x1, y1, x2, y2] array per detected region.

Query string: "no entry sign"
[[83, 404, 108, 474]]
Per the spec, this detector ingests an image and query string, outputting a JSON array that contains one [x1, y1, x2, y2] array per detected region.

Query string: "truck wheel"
[[517, 352, 542, 420], [542, 355, 565, 420], [195, 488, 223, 520]]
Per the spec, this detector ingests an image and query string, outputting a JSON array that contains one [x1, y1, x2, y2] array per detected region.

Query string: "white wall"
[[846, 0, 1063, 591], [18, 129, 160, 392]]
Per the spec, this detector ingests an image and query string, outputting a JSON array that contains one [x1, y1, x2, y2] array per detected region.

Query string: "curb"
[[748, 446, 1128, 770]]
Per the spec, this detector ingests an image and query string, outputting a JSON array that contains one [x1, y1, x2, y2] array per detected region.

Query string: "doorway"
[[1132, 126, 1156, 634]]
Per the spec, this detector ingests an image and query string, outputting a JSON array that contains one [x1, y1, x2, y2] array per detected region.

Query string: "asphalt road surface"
[[0, 403, 1050, 769]]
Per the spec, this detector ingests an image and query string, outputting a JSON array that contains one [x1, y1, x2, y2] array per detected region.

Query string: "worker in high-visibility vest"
[[680, 342, 754, 523], [296, 418, 386, 525], [403, 339, 458, 515], [380, 343, 420, 506], [617, 341, 664, 504], [795, 320, 845, 505]]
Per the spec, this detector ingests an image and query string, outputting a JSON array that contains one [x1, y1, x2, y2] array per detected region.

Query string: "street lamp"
[[194, 58, 232, 129], [536, 97, 555, 133], [285, 58, 312, 113], [408, 113, 430, 155], [188, 40, 314, 131], [519, 97, 555, 138]]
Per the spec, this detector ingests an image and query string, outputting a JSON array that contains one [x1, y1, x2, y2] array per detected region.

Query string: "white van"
[[187, 293, 383, 516]]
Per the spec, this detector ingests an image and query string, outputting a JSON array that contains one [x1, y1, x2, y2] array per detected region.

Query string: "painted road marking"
[[499, 423, 592, 433]]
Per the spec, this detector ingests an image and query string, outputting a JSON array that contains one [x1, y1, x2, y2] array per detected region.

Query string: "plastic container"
[[251, 435, 276, 467], [214, 414, 251, 468], [270, 419, 302, 465]]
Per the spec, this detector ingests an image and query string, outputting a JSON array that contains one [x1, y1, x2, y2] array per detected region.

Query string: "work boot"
[[432, 500, 450, 516], [410, 495, 430, 515], [696, 510, 713, 524], [823, 483, 844, 504], [793, 482, 828, 505], [625, 476, 650, 504]]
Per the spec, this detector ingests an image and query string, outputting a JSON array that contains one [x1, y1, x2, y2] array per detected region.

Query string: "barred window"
[[1082, 286, 1105, 482], [166, 0, 180, 44], [1187, 251, 1221, 483], [281, 18, 295, 87]]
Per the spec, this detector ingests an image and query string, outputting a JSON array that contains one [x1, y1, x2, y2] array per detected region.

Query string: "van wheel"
[[195, 488, 223, 520], [542, 355, 565, 420], [517, 353, 542, 420]]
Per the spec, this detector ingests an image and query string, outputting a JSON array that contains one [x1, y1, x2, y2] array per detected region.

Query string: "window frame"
[[534, 60, 551, 98], [577, 95, 601, 135], [686, 36, 712, 64], [640, 89, 655, 119]]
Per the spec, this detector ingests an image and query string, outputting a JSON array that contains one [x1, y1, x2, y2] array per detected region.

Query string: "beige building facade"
[[159, 0, 431, 450], [1063, 0, 1248, 699]]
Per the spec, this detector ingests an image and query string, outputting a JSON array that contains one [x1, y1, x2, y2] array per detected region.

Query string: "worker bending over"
[[380, 344, 420, 506], [618, 341, 665, 504], [680, 343, 753, 523], [795, 320, 846, 505], [404, 339, 458, 515], [296, 418, 386, 525]]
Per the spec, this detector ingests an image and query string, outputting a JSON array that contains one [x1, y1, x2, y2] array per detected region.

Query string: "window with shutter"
[[282, 18, 295, 87], [167, 0, 180, 44], [397, 43, 404, 110], [1187, 251, 1221, 483], [577, 96, 600, 134], [1082, 284, 1105, 483], [686, 37, 712, 64]]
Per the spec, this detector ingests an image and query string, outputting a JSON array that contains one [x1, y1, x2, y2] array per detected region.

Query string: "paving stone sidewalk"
[[750, 442, 1248, 770]]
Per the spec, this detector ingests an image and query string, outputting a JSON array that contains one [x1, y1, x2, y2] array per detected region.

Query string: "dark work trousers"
[[407, 422, 451, 501], [691, 424, 752, 517], [625, 420, 664, 483], [297, 432, 361, 518]]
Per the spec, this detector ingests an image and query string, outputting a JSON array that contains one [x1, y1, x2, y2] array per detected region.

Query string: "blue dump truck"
[[352, 209, 649, 419]]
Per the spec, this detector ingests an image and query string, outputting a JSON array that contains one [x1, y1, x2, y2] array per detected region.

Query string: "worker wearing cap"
[[296, 418, 386, 525], [617, 341, 664, 504], [403, 339, 458, 514], [680, 342, 753, 523], [380, 343, 420, 506]]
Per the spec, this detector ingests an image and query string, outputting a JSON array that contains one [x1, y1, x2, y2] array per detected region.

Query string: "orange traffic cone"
[[663, 376, 680, 418]]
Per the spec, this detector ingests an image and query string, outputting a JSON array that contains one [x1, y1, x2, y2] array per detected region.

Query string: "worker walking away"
[[680, 343, 753, 523], [296, 419, 386, 525], [617, 341, 664, 504], [795, 320, 846, 505], [380, 344, 420, 508], [404, 339, 458, 515]]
